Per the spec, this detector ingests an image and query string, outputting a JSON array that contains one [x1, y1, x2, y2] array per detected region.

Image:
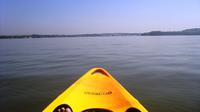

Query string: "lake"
[[0, 36, 200, 112]]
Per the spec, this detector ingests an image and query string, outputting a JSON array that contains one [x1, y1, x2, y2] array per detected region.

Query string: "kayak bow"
[[43, 68, 148, 112]]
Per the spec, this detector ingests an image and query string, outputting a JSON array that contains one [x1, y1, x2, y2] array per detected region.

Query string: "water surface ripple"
[[0, 36, 200, 112]]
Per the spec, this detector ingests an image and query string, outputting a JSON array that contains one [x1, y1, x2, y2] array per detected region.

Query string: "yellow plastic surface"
[[43, 68, 148, 112]]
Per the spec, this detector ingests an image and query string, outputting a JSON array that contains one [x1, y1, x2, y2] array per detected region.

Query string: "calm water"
[[0, 36, 200, 112]]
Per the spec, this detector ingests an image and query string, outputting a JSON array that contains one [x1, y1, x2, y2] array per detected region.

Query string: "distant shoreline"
[[141, 28, 200, 36], [0, 33, 140, 39], [1, 28, 200, 39]]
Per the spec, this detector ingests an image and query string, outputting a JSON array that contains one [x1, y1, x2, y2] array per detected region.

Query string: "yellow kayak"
[[43, 68, 148, 112]]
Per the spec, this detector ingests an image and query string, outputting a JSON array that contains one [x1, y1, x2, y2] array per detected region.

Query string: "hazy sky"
[[0, 0, 200, 35]]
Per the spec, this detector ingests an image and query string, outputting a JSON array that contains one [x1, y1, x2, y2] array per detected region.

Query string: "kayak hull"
[[43, 68, 148, 112]]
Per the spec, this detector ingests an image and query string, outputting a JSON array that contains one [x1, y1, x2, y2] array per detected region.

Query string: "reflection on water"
[[0, 36, 200, 112]]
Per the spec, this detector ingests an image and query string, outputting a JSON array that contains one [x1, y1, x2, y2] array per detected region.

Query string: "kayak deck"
[[43, 68, 148, 112]]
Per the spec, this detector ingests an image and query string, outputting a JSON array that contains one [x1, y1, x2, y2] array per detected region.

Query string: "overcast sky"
[[0, 0, 200, 35]]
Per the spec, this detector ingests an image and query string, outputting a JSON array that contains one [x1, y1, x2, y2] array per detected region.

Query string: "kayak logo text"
[[84, 91, 112, 95]]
